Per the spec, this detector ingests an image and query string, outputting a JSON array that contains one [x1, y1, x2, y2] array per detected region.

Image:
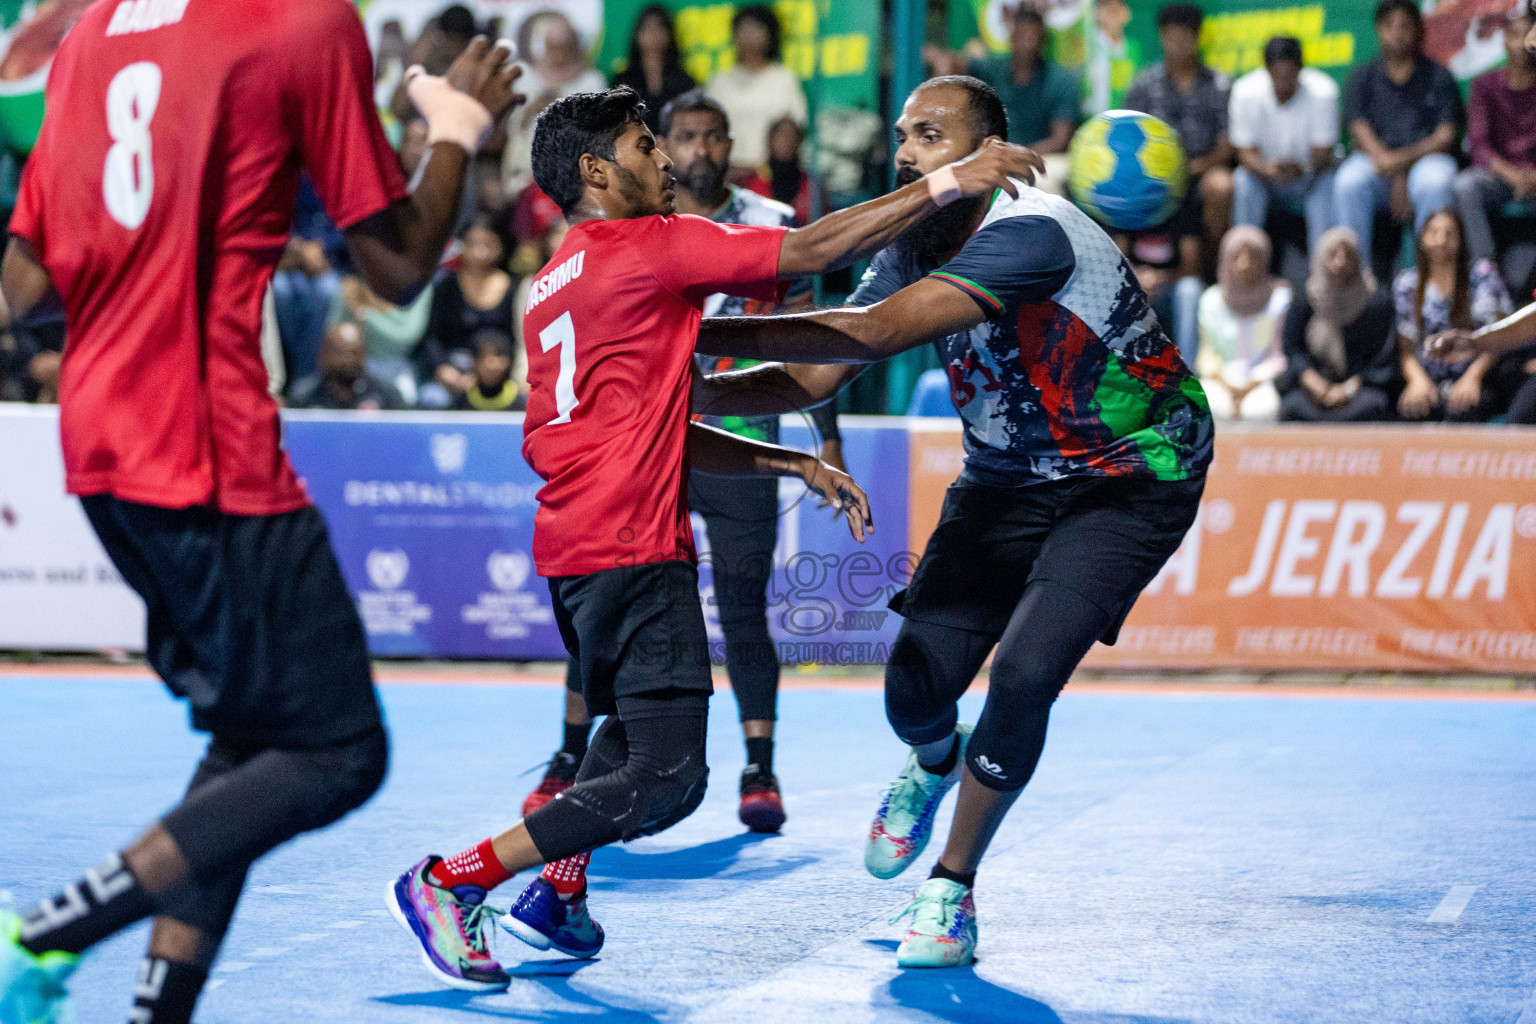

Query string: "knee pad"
[[884, 622, 978, 746], [557, 749, 709, 843]]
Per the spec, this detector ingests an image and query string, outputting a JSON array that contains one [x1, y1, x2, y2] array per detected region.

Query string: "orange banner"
[[908, 423, 1536, 673]]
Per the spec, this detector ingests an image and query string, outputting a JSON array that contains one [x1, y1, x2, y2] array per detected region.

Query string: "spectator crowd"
[[2, 0, 1535, 425]]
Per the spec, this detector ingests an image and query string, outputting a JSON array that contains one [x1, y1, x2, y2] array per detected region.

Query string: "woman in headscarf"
[[1277, 227, 1399, 421], [1196, 226, 1291, 420]]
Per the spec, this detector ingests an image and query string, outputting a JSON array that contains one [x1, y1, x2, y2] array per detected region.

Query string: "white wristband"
[[925, 165, 963, 207], [406, 66, 493, 156]]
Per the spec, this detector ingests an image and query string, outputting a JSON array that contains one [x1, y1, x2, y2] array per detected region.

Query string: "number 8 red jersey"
[[520, 214, 787, 578], [9, 0, 407, 514]]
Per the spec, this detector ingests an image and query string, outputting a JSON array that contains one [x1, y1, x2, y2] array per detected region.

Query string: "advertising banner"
[[908, 420, 1536, 674], [283, 413, 912, 664], [0, 407, 144, 649], [595, 0, 881, 114]]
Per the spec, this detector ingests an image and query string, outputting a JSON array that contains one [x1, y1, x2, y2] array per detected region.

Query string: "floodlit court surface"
[[3, 667, 1536, 1024]]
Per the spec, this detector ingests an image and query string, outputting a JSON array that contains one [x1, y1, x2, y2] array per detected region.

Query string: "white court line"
[[214, 962, 252, 973], [326, 920, 365, 930], [205, 979, 226, 992], [291, 932, 329, 943], [247, 946, 292, 958], [1427, 885, 1477, 925]]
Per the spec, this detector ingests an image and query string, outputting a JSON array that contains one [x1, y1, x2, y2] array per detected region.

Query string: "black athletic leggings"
[[523, 692, 709, 863], [154, 727, 387, 959], [885, 580, 1114, 792], [691, 474, 781, 723]]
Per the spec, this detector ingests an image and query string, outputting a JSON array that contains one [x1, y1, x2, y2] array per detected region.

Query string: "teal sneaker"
[[864, 724, 972, 880], [0, 909, 77, 1024], [386, 858, 510, 991], [890, 878, 978, 968]]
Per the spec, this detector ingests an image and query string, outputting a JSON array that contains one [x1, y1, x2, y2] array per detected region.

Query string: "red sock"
[[429, 839, 513, 892], [540, 853, 590, 900]]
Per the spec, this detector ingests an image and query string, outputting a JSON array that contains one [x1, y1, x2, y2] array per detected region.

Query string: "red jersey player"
[[0, 2, 521, 1021], [389, 86, 1043, 987]]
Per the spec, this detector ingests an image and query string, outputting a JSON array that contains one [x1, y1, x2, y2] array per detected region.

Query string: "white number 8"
[[102, 62, 162, 230]]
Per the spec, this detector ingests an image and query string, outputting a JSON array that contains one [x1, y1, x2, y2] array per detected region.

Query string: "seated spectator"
[[1117, 225, 1203, 367], [965, 4, 1079, 196], [328, 274, 433, 404], [1395, 209, 1513, 422], [611, 5, 696, 134], [423, 217, 517, 407], [287, 323, 406, 411], [502, 11, 607, 198], [271, 236, 342, 381], [1230, 36, 1339, 253], [1336, 0, 1462, 258], [1278, 228, 1397, 422], [1197, 226, 1291, 421], [451, 331, 525, 411], [1453, 11, 1536, 268], [706, 6, 808, 180], [741, 117, 821, 225], [1126, 3, 1234, 264]]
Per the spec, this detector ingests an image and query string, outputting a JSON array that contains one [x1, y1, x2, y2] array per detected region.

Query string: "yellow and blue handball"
[[1068, 110, 1188, 232]]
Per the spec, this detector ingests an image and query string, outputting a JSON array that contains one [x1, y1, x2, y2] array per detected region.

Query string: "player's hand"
[[813, 440, 847, 509], [1427, 328, 1480, 362], [443, 36, 525, 125], [801, 458, 873, 543], [948, 138, 1047, 199]]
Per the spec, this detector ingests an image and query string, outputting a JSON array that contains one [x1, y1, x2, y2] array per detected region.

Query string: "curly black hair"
[[531, 87, 650, 216]]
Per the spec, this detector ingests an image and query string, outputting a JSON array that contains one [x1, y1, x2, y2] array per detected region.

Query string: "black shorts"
[[890, 474, 1205, 644], [549, 560, 714, 718], [82, 496, 380, 748]]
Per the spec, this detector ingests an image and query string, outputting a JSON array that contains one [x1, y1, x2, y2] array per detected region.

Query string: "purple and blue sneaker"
[[386, 856, 510, 991], [499, 878, 604, 959]]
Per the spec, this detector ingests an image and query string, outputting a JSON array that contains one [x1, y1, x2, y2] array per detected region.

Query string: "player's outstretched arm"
[[774, 140, 1043, 278], [1429, 299, 1536, 361], [692, 361, 865, 418], [687, 422, 873, 542], [345, 38, 523, 303], [697, 277, 984, 365]]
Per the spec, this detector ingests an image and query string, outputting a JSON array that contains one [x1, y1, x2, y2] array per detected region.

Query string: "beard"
[[892, 164, 985, 263], [613, 162, 674, 216], [677, 158, 728, 203]]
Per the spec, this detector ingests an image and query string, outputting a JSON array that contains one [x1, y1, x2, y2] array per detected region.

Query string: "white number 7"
[[539, 311, 579, 424]]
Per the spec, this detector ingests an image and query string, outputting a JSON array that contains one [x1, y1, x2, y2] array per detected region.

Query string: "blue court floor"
[[3, 671, 1535, 1023]]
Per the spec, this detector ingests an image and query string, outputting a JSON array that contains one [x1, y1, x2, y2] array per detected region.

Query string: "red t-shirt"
[[521, 214, 787, 577], [9, 0, 407, 514]]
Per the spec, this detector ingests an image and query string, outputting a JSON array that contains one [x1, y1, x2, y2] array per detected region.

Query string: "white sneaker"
[[891, 877, 978, 968], [864, 724, 972, 880]]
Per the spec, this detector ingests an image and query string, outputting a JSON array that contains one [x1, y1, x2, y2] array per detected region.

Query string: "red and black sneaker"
[[521, 751, 580, 817], [738, 766, 786, 834]]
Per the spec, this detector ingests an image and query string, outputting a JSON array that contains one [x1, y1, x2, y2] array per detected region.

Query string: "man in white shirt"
[[1229, 36, 1340, 252]]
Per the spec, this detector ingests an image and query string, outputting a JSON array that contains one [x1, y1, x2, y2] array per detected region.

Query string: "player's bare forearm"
[[692, 361, 864, 417], [688, 421, 814, 479], [346, 145, 471, 303], [774, 139, 1044, 277], [1, 237, 61, 325], [687, 422, 873, 541], [344, 38, 522, 303], [1474, 301, 1536, 355], [697, 277, 983, 364]]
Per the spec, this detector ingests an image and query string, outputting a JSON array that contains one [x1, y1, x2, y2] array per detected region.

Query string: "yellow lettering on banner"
[[821, 34, 869, 77], [783, 40, 814, 78], [1201, 4, 1355, 76], [773, 0, 815, 37]]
